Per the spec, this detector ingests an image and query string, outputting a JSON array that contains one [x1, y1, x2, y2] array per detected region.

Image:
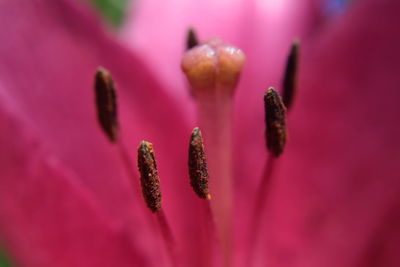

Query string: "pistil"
[[182, 39, 245, 266]]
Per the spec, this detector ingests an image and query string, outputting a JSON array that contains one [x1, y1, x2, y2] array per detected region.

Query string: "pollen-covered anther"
[[282, 40, 300, 110], [181, 39, 245, 96], [264, 88, 287, 157], [188, 127, 211, 200], [94, 67, 119, 142], [137, 141, 162, 212], [186, 28, 199, 50]]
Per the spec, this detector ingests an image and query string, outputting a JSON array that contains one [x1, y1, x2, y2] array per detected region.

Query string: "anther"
[[94, 67, 118, 142], [186, 28, 199, 50], [181, 39, 245, 96], [282, 40, 300, 110], [137, 141, 162, 212], [264, 88, 287, 157], [137, 144, 177, 265], [188, 127, 211, 200]]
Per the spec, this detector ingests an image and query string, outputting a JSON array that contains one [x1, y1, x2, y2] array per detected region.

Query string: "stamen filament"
[[117, 139, 144, 202], [248, 155, 276, 266], [156, 210, 179, 267], [201, 199, 221, 267]]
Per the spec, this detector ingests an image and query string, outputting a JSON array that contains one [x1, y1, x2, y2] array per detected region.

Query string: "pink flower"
[[0, 0, 399, 267]]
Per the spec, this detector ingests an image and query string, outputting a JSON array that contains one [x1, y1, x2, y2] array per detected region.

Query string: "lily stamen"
[[248, 88, 288, 266], [188, 127, 220, 267], [137, 141, 178, 267], [94, 67, 145, 205]]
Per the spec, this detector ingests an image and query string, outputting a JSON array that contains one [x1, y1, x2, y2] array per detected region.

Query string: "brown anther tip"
[[186, 28, 199, 50], [282, 40, 300, 110], [95, 67, 118, 142], [138, 141, 162, 212], [188, 127, 211, 200], [264, 88, 287, 157]]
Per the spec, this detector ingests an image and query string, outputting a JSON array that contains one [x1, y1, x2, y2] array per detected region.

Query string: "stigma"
[[181, 38, 246, 97]]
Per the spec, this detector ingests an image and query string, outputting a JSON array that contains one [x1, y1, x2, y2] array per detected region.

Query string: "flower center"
[[93, 29, 299, 267]]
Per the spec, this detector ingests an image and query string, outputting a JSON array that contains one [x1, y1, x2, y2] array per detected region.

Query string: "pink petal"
[[0, 0, 207, 265], [258, 0, 400, 266], [0, 101, 152, 267]]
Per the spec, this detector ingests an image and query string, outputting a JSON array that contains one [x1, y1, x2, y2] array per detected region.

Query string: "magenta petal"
[[0, 0, 212, 265], [0, 0, 188, 222], [261, 0, 400, 266], [0, 102, 153, 267]]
